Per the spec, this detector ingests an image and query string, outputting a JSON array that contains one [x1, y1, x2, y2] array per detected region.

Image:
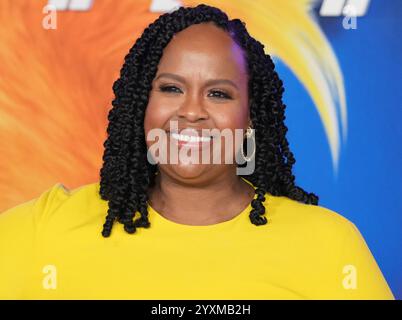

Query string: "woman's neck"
[[147, 170, 255, 225]]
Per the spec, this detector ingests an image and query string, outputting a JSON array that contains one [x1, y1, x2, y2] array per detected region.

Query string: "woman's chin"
[[164, 163, 213, 180]]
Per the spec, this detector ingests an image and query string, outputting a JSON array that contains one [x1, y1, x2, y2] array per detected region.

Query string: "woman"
[[0, 4, 394, 299]]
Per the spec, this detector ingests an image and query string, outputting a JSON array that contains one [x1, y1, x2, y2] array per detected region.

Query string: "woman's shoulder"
[[264, 193, 394, 299], [0, 181, 106, 234], [264, 192, 357, 238]]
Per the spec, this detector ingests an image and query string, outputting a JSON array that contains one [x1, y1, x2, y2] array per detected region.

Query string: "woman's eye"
[[208, 90, 232, 100], [158, 85, 182, 93]]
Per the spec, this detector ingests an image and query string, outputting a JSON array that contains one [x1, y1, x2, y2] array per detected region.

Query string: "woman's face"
[[144, 22, 250, 184]]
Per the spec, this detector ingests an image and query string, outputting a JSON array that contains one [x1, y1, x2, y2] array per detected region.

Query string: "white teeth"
[[171, 132, 211, 143]]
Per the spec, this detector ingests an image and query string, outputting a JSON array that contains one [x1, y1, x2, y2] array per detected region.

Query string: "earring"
[[241, 126, 256, 162]]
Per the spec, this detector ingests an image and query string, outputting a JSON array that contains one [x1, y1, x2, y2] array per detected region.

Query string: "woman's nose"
[[177, 93, 209, 122]]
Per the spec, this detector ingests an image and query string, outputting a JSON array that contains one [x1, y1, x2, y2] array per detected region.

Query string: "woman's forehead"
[[156, 23, 248, 79]]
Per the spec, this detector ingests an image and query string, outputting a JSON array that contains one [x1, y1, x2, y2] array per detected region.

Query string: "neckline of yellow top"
[[146, 177, 260, 230]]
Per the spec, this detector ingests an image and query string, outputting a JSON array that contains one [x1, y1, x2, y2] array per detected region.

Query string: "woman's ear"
[[247, 98, 253, 128], [247, 118, 253, 129]]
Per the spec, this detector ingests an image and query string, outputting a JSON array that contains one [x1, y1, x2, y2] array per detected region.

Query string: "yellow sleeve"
[[0, 183, 68, 299], [331, 220, 395, 299]]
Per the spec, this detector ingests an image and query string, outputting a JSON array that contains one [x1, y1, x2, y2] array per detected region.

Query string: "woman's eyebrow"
[[154, 72, 239, 90]]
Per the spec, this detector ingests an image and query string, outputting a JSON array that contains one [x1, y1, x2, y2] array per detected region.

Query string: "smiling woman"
[[0, 4, 394, 300]]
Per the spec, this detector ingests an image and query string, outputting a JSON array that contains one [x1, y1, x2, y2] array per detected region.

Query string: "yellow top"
[[0, 179, 394, 300]]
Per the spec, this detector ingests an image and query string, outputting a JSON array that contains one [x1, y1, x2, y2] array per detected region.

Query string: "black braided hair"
[[99, 4, 319, 237]]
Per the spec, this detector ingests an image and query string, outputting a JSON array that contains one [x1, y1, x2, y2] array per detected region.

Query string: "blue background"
[[276, 1, 402, 299]]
